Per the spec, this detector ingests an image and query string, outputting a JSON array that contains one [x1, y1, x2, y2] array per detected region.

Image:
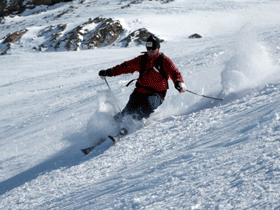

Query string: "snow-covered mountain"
[[1, 0, 280, 209]]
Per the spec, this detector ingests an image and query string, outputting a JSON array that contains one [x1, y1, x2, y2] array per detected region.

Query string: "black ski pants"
[[114, 89, 164, 122]]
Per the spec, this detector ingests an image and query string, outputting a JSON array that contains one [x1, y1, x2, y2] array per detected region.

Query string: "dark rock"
[[37, 24, 67, 50], [161, 0, 174, 3], [39, 17, 124, 51], [92, 17, 106, 24], [120, 0, 174, 9], [0, 0, 74, 17], [85, 18, 124, 49], [188, 33, 202, 39], [0, 28, 28, 55], [2, 29, 28, 44]]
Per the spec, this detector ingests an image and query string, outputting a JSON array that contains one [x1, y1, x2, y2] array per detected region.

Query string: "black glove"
[[99, 70, 107, 78], [99, 70, 113, 78], [175, 81, 187, 93]]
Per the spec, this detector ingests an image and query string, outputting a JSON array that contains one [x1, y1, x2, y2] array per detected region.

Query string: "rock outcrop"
[[0, 0, 73, 17], [188, 33, 202, 39], [121, 0, 174, 9], [0, 17, 164, 55], [84, 17, 124, 49], [37, 17, 124, 52], [0, 29, 28, 55]]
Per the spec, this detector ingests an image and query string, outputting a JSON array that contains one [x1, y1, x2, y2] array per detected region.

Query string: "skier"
[[98, 34, 186, 135]]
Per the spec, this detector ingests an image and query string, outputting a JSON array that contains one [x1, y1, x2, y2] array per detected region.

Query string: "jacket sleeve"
[[107, 55, 142, 76], [163, 55, 184, 84]]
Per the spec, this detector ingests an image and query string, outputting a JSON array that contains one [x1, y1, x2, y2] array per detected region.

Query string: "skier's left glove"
[[175, 81, 187, 93]]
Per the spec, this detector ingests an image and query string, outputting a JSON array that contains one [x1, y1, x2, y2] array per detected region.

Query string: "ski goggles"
[[146, 42, 157, 50]]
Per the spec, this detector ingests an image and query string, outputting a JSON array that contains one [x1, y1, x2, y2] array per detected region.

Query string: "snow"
[[1, 0, 280, 209]]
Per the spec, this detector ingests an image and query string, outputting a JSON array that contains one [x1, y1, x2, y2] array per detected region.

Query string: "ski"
[[81, 137, 107, 155], [108, 128, 128, 143], [108, 134, 122, 143], [81, 128, 128, 155]]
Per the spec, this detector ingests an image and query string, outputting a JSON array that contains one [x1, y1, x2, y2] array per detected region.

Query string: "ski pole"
[[185, 89, 223, 101], [104, 78, 122, 112]]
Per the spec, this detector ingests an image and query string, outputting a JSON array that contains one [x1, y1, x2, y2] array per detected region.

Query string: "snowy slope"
[[1, 0, 280, 209]]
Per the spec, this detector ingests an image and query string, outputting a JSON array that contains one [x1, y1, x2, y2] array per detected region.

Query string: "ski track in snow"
[[1, 0, 280, 209]]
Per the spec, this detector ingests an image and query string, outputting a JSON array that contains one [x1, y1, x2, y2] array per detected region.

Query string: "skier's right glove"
[[99, 70, 107, 79], [99, 70, 113, 79]]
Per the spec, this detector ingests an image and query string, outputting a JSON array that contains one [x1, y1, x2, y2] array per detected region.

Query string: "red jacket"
[[108, 52, 184, 98]]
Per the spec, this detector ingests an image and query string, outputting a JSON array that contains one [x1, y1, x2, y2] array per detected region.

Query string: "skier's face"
[[147, 48, 159, 57]]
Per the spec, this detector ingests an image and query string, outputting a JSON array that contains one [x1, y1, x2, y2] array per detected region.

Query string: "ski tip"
[[81, 148, 90, 155], [108, 135, 116, 143]]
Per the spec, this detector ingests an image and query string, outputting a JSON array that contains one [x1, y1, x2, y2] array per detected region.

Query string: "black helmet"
[[146, 35, 160, 50]]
